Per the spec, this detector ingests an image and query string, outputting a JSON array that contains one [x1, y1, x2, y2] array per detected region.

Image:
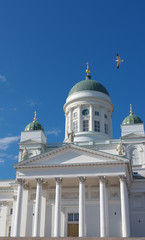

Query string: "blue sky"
[[0, 0, 145, 179]]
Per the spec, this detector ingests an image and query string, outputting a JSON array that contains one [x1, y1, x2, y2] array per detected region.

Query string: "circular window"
[[82, 109, 89, 115]]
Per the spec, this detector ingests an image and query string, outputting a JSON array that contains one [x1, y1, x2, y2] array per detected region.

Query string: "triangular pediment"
[[14, 144, 129, 169]]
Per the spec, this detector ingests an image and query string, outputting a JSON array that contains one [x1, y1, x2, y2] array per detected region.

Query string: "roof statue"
[[116, 140, 125, 156], [22, 147, 28, 161]]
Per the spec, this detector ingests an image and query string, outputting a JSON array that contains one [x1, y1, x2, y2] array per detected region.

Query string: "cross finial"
[[86, 62, 90, 76], [130, 104, 133, 115], [33, 111, 37, 122]]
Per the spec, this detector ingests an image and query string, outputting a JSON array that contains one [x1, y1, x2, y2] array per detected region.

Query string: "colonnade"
[[13, 175, 130, 237], [65, 105, 112, 137]]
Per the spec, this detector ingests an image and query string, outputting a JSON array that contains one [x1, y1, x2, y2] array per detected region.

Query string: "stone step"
[[0, 238, 145, 240]]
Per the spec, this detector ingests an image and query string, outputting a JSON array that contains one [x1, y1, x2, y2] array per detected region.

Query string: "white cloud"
[[0, 75, 7, 82], [46, 128, 61, 136], [0, 153, 18, 164], [0, 136, 20, 150], [26, 99, 38, 107], [0, 158, 4, 163]]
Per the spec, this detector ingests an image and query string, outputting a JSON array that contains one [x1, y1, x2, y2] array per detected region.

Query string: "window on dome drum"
[[83, 120, 89, 131], [95, 111, 99, 116], [73, 112, 77, 118], [73, 121, 78, 133], [10, 208, 13, 215], [104, 123, 108, 134], [8, 226, 11, 237], [94, 120, 100, 132], [104, 114, 107, 119]]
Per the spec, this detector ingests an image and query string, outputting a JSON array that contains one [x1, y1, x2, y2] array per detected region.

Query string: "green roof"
[[122, 114, 143, 125], [25, 121, 44, 132], [68, 76, 109, 96]]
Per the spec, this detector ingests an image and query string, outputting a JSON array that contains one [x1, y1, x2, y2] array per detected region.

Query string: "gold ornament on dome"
[[86, 62, 90, 76]]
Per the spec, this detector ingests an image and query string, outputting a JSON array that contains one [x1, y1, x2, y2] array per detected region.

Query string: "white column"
[[99, 176, 108, 237], [54, 177, 62, 237], [20, 184, 29, 236], [78, 105, 81, 132], [69, 109, 72, 133], [65, 113, 68, 139], [119, 175, 130, 237], [90, 105, 93, 131], [40, 189, 47, 237], [79, 176, 86, 237], [100, 108, 104, 133], [33, 178, 43, 237], [13, 179, 24, 237], [108, 111, 112, 137]]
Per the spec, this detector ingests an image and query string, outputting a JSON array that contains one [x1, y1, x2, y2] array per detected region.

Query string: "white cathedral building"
[[0, 64, 145, 238]]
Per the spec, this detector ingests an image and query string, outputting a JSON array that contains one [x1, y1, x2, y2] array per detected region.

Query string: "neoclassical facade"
[[0, 65, 145, 238]]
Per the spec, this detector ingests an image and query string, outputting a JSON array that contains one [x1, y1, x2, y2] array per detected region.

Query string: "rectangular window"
[[83, 120, 89, 131], [74, 213, 79, 221], [68, 213, 79, 222], [104, 123, 108, 134], [104, 114, 107, 119], [68, 213, 73, 222], [73, 121, 78, 133], [94, 121, 100, 132], [95, 111, 99, 116]]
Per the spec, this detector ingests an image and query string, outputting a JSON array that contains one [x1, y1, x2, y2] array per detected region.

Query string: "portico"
[[12, 144, 131, 238]]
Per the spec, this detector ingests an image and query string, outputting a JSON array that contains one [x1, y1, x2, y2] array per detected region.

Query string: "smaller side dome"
[[25, 112, 44, 132], [122, 104, 143, 125]]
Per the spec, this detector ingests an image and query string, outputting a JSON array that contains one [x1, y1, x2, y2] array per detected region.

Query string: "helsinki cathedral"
[[0, 63, 145, 238]]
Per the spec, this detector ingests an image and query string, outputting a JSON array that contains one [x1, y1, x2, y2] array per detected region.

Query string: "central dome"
[[68, 75, 109, 96]]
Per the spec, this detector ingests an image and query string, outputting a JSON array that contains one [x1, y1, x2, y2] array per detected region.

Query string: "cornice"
[[15, 160, 128, 170]]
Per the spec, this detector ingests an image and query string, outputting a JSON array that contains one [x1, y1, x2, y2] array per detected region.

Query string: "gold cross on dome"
[[130, 104, 133, 115], [86, 62, 90, 76], [33, 111, 37, 122]]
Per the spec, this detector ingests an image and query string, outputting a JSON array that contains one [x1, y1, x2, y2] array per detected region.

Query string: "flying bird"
[[116, 54, 124, 69]]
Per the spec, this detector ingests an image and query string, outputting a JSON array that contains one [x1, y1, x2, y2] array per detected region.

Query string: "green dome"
[[122, 114, 143, 125], [25, 121, 44, 132], [68, 76, 109, 96]]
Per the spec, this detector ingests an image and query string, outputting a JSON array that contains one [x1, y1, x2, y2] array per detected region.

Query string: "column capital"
[[119, 175, 126, 182], [36, 178, 43, 184], [79, 176, 86, 183], [0, 201, 8, 206], [23, 183, 31, 190], [55, 177, 63, 184], [17, 178, 25, 185], [99, 176, 106, 182]]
